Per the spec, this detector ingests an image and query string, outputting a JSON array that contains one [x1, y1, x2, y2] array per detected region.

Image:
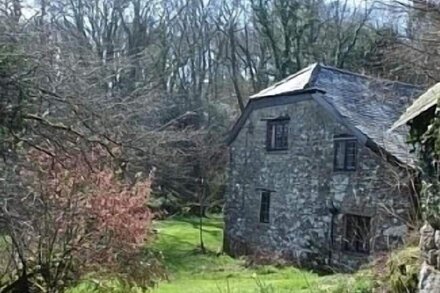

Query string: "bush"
[[318, 246, 421, 293], [0, 147, 157, 292], [380, 246, 420, 293]]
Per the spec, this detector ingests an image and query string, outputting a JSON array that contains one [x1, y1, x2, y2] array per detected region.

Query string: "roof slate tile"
[[247, 63, 423, 166]]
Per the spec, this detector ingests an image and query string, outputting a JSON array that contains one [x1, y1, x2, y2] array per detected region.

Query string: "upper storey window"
[[334, 135, 357, 171], [266, 117, 289, 151]]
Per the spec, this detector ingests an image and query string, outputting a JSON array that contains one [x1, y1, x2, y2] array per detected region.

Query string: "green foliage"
[[421, 108, 440, 227], [409, 104, 440, 227], [421, 181, 440, 228]]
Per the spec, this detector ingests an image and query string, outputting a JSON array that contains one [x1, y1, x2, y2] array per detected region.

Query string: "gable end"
[[226, 88, 324, 145]]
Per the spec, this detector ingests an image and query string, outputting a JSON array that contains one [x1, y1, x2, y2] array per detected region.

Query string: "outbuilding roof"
[[228, 63, 423, 166], [392, 82, 440, 129]]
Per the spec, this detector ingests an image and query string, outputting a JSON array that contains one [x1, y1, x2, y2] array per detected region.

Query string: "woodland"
[[1, 0, 440, 292]]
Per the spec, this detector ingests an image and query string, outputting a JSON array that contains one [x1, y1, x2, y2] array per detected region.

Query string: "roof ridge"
[[273, 63, 318, 86], [250, 63, 318, 98], [306, 63, 322, 88], [318, 63, 423, 89]]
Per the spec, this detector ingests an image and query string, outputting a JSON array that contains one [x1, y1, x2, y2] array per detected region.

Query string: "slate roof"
[[231, 63, 423, 166], [392, 82, 440, 129]]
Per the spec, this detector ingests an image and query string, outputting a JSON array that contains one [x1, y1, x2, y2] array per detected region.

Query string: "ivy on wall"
[[409, 104, 440, 228]]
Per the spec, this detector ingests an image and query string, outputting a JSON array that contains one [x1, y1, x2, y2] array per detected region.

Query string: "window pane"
[[345, 141, 357, 169], [334, 141, 346, 170], [334, 137, 357, 171], [266, 123, 274, 150], [274, 123, 288, 149], [281, 124, 288, 148], [260, 191, 271, 223], [271, 125, 276, 148], [267, 120, 289, 150]]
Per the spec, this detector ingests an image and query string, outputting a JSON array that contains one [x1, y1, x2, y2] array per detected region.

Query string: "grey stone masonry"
[[224, 94, 417, 271], [419, 223, 440, 292]]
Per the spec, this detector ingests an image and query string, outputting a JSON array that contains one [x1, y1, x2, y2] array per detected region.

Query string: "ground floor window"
[[259, 191, 271, 223], [343, 214, 371, 254]]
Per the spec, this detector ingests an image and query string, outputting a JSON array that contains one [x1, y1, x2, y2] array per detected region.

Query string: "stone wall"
[[224, 94, 417, 270], [419, 223, 440, 292]]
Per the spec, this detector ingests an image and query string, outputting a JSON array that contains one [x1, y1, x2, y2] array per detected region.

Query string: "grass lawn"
[[152, 215, 349, 293], [69, 215, 373, 293]]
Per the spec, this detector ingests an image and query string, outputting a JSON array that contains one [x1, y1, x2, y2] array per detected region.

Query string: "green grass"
[[70, 215, 372, 293], [151, 215, 319, 293]]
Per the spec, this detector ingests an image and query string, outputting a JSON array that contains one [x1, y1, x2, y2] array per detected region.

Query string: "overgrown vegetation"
[[321, 245, 421, 293], [381, 247, 420, 293]]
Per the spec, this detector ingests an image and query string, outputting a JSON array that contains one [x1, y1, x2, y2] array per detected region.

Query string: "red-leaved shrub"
[[88, 172, 151, 251], [29, 147, 152, 265]]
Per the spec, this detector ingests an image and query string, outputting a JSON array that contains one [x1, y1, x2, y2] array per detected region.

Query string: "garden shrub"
[[0, 147, 160, 291], [381, 246, 420, 293]]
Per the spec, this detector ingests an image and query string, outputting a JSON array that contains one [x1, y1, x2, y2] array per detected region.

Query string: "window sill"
[[257, 221, 271, 228]]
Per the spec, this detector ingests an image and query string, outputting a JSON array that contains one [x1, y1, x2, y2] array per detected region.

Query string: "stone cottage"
[[224, 63, 421, 270]]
